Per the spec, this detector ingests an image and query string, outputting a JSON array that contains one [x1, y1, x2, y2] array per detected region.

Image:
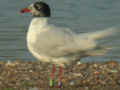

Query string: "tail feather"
[[86, 46, 112, 56], [87, 27, 117, 40]]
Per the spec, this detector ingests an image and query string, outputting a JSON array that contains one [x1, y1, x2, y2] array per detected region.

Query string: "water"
[[0, 0, 119, 62]]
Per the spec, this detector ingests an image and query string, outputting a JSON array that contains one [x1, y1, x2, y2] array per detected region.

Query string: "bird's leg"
[[57, 66, 63, 88], [49, 64, 55, 87]]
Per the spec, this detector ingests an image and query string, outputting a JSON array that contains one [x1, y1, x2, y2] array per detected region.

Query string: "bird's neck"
[[31, 17, 48, 27]]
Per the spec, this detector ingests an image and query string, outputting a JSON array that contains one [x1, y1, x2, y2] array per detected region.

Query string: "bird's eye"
[[36, 4, 41, 10]]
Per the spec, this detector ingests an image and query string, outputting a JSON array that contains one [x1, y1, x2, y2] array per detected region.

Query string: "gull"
[[21, 1, 117, 88]]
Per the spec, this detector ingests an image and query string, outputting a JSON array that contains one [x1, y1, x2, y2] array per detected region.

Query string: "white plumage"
[[27, 17, 116, 66]]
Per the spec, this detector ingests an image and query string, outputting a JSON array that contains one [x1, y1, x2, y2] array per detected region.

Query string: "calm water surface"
[[0, 0, 120, 62]]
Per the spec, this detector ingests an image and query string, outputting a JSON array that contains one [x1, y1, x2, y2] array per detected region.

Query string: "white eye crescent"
[[36, 4, 41, 10]]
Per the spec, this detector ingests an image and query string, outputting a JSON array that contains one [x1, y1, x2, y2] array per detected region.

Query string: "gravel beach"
[[0, 60, 120, 90]]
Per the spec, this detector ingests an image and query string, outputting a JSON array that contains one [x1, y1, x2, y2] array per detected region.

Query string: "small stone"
[[5, 61, 17, 67], [93, 71, 99, 75], [72, 73, 83, 77], [108, 61, 117, 66], [84, 87, 89, 90], [69, 81, 74, 86], [61, 79, 66, 83], [29, 70, 33, 72], [109, 69, 118, 73], [116, 80, 120, 85], [29, 87, 39, 90], [93, 64, 98, 68], [77, 61, 82, 65]]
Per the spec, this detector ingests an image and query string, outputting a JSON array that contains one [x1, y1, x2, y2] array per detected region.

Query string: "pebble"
[[0, 60, 119, 90], [69, 81, 75, 86]]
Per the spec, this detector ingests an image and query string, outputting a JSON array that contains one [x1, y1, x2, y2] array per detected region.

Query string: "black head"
[[21, 1, 51, 17], [33, 1, 51, 17]]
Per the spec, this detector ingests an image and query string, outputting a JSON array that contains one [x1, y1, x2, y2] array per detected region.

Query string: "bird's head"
[[21, 1, 51, 17]]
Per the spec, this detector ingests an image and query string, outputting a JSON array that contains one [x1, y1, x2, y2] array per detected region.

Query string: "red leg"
[[58, 67, 62, 80], [51, 64, 55, 79], [57, 66, 63, 88]]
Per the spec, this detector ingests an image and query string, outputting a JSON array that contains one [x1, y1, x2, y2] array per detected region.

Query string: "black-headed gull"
[[21, 1, 116, 88]]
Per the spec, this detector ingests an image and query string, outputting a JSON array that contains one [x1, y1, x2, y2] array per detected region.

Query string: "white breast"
[[27, 18, 51, 61]]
